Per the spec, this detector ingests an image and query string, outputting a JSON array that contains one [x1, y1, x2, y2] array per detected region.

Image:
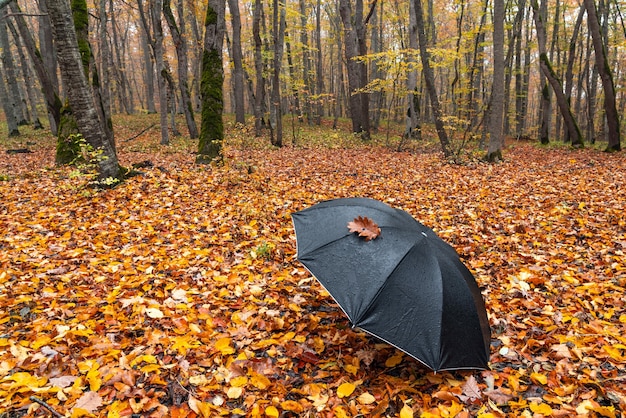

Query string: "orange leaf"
[[347, 216, 381, 241]]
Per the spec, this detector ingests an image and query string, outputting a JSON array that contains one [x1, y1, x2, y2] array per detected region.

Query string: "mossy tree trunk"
[[45, 0, 122, 181], [197, 0, 225, 163]]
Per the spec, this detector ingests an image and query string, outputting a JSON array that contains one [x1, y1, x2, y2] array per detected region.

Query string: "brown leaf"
[[347, 216, 381, 241]]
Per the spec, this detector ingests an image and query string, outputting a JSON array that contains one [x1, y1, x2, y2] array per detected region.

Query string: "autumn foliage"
[[1, 123, 626, 417]]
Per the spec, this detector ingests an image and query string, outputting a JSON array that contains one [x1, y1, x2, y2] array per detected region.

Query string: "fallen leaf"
[[347, 216, 381, 241]]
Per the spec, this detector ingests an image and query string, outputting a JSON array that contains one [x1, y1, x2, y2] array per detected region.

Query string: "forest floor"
[[1, 115, 626, 417]]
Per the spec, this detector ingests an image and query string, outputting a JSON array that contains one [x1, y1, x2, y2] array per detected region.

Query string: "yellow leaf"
[[250, 373, 271, 390], [357, 392, 376, 405], [188, 396, 213, 418], [530, 401, 553, 415], [530, 372, 548, 385], [385, 353, 403, 367], [215, 337, 235, 355], [230, 376, 248, 387], [264, 406, 279, 417], [86, 368, 101, 392], [333, 406, 350, 418], [227, 386, 243, 399], [400, 404, 413, 418], [145, 307, 164, 318], [280, 400, 303, 412], [337, 382, 355, 398]]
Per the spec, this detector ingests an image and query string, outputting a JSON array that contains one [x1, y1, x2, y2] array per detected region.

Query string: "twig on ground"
[[123, 124, 156, 142], [29, 396, 64, 418]]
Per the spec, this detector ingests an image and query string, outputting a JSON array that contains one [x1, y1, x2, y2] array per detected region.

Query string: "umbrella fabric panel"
[[354, 240, 445, 370], [297, 228, 421, 325], [437, 254, 490, 369], [292, 198, 426, 256]]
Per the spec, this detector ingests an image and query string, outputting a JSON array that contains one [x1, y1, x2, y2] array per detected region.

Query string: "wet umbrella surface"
[[292, 197, 491, 371]]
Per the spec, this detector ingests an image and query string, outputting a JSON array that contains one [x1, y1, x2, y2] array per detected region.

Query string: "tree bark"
[[531, 0, 583, 146], [6, 18, 44, 129], [0, 7, 26, 126], [138, 0, 168, 144], [197, 0, 225, 162], [0, 61, 20, 136], [339, 0, 370, 139], [252, 0, 265, 135], [584, 0, 621, 151], [164, 0, 199, 138], [413, 0, 451, 157], [314, 0, 324, 124], [44, 0, 121, 181], [227, 0, 246, 125], [9, 1, 61, 135], [486, 0, 505, 162], [270, 0, 285, 146]]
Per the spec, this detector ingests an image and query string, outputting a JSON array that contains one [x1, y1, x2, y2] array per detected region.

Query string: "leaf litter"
[[1, 133, 626, 417]]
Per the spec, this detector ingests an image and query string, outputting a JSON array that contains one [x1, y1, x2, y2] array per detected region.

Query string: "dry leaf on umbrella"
[[347, 216, 381, 241]]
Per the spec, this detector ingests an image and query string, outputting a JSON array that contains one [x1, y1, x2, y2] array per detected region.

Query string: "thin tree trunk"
[[0, 8, 26, 126], [270, 0, 285, 146], [299, 0, 312, 124], [164, 0, 199, 138], [314, 0, 324, 124], [197, 0, 225, 162], [0, 62, 20, 136], [252, 0, 265, 135], [532, 0, 583, 146], [7, 19, 44, 129], [10, 1, 61, 135], [45, 0, 121, 181], [339, 0, 371, 139], [486, 0, 505, 161], [414, 0, 450, 157], [227, 0, 246, 125], [584, 0, 621, 151]]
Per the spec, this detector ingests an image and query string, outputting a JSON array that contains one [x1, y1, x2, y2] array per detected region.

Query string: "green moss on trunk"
[[197, 47, 224, 163], [56, 106, 81, 165], [71, 0, 90, 73]]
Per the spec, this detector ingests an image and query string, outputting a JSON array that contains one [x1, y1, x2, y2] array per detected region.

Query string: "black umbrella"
[[291, 197, 490, 371]]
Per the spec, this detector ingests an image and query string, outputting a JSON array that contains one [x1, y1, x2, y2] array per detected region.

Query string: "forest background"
[[1, 0, 626, 416]]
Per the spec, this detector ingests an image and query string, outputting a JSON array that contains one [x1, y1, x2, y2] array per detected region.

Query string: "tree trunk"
[[531, 0, 583, 146], [584, 0, 621, 151], [227, 0, 246, 125], [252, 0, 266, 135], [0, 62, 20, 136], [563, 5, 585, 143], [10, 1, 61, 135], [140, 21, 156, 113], [299, 0, 313, 124], [314, 0, 324, 124], [197, 0, 225, 163], [270, 0, 285, 146], [486, 0, 505, 162], [414, 0, 450, 157], [45, 0, 121, 182], [339, 0, 370, 140], [0, 8, 26, 126], [109, 0, 133, 114], [6, 19, 44, 129], [164, 0, 199, 138], [405, 0, 420, 139]]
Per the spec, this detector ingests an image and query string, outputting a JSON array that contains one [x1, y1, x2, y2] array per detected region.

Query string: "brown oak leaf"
[[347, 216, 381, 241]]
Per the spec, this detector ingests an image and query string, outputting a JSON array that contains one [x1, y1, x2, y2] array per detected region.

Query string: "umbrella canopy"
[[292, 197, 491, 371]]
